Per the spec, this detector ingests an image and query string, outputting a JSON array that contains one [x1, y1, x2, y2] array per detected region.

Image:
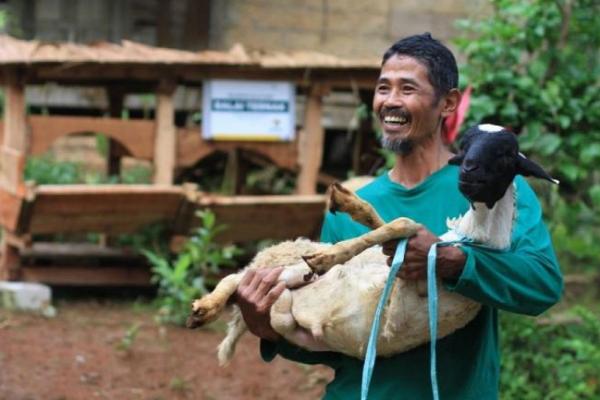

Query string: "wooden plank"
[[0, 239, 21, 280], [176, 127, 298, 170], [27, 64, 378, 89], [296, 84, 327, 194], [21, 242, 144, 259], [192, 194, 326, 243], [27, 115, 155, 159], [26, 185, 185, 234], [153, 80, 176, 184], [20, 265, 152, 286]]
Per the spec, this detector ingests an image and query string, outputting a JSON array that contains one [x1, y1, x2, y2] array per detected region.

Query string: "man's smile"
[[380, 108, 411, 132]]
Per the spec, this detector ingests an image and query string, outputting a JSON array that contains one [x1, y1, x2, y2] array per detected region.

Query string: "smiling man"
[[236, 33, 562, 399]]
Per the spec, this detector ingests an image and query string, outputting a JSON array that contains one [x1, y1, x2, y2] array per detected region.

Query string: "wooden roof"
[[0, 35, 379, 68]]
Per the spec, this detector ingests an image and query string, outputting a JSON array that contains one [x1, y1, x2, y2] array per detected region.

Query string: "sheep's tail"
[[217, 306, 248, 366]]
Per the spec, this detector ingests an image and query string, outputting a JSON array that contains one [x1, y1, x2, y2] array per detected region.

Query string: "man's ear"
[[441, 88, 461, 118]]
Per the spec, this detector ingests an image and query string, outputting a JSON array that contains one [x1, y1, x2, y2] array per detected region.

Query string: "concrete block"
[[0, 281, 54, 315]]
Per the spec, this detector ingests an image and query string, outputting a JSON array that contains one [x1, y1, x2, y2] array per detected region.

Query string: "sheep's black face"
[[449, 124, 557, 208]]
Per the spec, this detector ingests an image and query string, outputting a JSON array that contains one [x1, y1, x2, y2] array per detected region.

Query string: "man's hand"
[[236, 267, 287, 342], [382, 227, 466, 280]]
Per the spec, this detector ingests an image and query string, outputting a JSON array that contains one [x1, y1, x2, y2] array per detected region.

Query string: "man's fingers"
[[256, 267, 284, 296], [382, 239, 400, 256], [265, 281, 286, 304], [239, 268, 255, 287]]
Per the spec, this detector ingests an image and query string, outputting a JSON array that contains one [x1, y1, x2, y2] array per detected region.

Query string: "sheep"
[[187, 124, 557, 365]]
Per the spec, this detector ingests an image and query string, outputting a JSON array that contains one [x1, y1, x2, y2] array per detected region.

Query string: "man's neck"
[[388, 135, 452, 189]]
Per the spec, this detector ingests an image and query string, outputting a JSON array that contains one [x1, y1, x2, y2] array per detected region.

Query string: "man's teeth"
[[383, 116, 407, 124]]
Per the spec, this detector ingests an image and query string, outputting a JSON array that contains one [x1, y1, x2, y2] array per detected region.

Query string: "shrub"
[[500, 307, 600, 399], [143, 210, 242, 325], [454, 0, 600, 272]]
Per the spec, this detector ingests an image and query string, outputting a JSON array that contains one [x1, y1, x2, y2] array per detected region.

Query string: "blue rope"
[[427, 243, 441, 400], [361, 239, 408, 400], [361, 239, 467, 400]]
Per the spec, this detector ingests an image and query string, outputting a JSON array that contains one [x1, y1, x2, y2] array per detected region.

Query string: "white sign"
[[202, 79, 296, 141]]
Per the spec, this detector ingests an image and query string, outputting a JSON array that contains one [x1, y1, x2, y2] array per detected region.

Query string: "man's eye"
[[403, 86, 415, 93], [377, 85, 390, 92]]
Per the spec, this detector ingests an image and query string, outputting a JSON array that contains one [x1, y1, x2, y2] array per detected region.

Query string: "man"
[[236, 33, 563, 399]]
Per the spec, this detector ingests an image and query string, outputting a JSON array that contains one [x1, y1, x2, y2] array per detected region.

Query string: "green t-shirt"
[[262, 165, 563, 400]]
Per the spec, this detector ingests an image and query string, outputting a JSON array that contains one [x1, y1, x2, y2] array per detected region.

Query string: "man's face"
[[373, 55, 447, 155]]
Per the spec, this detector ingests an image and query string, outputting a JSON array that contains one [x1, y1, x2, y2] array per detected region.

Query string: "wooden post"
[[296, 84, 327, 194], [0, 69, 27, 280], [1, 68, 28, 195], [107, 87, 126, 177], [153, 80, 176, 185]]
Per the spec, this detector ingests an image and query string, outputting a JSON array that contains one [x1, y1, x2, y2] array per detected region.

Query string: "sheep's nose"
[[462, 160, 479, 172]]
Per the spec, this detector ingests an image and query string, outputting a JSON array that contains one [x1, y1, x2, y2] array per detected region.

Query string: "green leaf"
[[589, 185, 600, 207], [581, 143, 600, 164], [535, 134, 562, 156]]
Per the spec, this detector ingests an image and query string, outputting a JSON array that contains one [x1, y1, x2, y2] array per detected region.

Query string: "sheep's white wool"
[[478, 123, 504, 132], [455, 184, 516, 249]]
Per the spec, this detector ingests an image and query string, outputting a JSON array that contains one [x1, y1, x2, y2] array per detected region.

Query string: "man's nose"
[[383, 88, 404, 107]]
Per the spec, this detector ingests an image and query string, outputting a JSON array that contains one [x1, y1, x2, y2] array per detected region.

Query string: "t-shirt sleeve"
[[444, 178, 563, 316]]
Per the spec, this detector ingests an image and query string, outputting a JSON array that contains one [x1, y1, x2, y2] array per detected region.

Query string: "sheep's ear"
[[516, 153, 559, 184], [448, 152, 464, 166]]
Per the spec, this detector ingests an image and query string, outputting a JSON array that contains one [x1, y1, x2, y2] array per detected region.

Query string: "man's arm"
[[383, 178, 562, 316], [444, 179, 563, 315]]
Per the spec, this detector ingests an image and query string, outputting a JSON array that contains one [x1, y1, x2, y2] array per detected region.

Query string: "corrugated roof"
[[0, 35, 380, 70]]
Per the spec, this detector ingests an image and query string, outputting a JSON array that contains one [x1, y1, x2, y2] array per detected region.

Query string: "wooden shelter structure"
[[0, 35, 380, 285]]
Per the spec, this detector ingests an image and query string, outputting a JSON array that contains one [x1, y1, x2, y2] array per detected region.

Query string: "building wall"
[[209, 0, 489, 58], [8, 0, 487, 57]]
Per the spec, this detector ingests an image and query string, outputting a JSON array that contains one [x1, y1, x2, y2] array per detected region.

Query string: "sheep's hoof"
[[186, 299, 219, 329], [328, 182, 352, 214], [302, 253, 334, 274]]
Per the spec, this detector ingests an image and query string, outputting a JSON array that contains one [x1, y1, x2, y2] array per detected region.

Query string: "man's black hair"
[[382, 33, 458, 100]]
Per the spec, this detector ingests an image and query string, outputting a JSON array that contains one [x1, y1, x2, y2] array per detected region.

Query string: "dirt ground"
[[0, 300, 333, 400]]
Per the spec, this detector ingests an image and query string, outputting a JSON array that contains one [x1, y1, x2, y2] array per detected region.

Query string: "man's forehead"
[[378, 55, 429, 81]]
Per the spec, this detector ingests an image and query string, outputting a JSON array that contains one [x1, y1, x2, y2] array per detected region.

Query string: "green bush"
[[455, 0, 600, 272], [24, 155, 83, 184], [143, 210, 242, 325], [500, 308, 600, 399]]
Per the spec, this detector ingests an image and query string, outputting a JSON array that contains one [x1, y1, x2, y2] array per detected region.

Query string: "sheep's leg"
[[330, 183, 429, 294], [304, 217, 421, 273], [187, 273, 243, 328], [187, 262, 317, 329], [329, 183, 385, 230], [217, 306, 248, 366], [271, 290, 332, 352]]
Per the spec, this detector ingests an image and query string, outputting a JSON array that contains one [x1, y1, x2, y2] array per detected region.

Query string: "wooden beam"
[[0, 238, 21, 280], [154, 80, 176, 184], [21, 115, 155, 159], [192, 194, 326, 243], [176, 127, 298, 170], [20, 265, 152, 286], [2, 68, 27, 194], [25, 185, 185, 234], [296, 84, 327, 194], [107, 88, 126, 176]]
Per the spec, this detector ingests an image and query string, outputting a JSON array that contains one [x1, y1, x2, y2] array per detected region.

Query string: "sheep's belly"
[[289, 247, 481, 359]]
